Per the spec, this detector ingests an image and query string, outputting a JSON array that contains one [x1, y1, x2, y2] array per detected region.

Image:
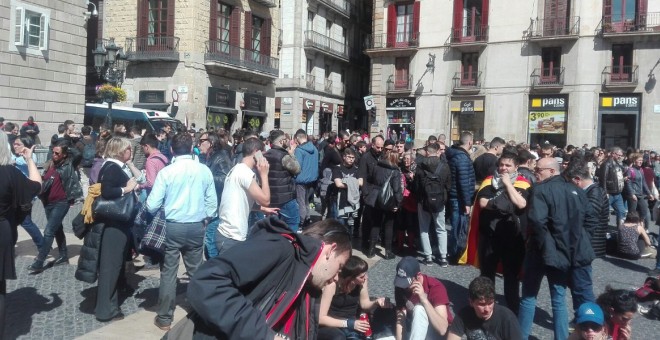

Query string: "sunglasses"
[[579, 322, 603, 332], [53, 151, 62, 156]]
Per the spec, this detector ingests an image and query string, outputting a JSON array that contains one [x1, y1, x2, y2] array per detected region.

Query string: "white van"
[[84, 103, 184, 133]]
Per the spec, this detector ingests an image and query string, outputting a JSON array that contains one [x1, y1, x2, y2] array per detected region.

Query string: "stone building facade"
[[367, 0, 660, 150], [100, 0, 280, 133], [1, 0, 87, 141]]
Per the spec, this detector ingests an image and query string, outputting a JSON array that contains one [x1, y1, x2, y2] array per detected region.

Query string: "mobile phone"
[[255, 150, 265, 163]]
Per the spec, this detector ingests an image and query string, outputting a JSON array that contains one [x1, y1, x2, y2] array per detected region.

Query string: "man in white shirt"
[[145, 133, 217, 331], [216, 137, 272, 254]]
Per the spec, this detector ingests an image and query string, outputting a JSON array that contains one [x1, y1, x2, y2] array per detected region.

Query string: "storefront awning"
[[208, 106, 238, 115], [243, 110, 268, 117], [133, 102, 170, 111], [386, 107, 415, 111]]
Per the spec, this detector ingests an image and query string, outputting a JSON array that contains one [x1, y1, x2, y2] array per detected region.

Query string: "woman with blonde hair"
[[94, 137, 142, 322]]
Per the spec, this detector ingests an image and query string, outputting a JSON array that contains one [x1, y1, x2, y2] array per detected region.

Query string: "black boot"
[[366, 243, 376, 258]]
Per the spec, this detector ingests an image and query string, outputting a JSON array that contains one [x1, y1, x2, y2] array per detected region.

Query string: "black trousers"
[[478, 223, 525, 315], [95, 224, 130, 321], [369, 208, 396, 252]]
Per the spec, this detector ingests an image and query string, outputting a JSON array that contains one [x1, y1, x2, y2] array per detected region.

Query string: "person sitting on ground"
[[568, 302, 608, 340], [318, 256, 391, 340], [393, 257, 452, 340], [617, 212, 655, 259], [447, 276, 521, 340], [596, 286, 637, 340]]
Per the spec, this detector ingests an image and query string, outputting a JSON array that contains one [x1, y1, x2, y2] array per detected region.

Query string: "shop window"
[[13, 6, 49, 50], [452, 0, 489, 41], [541, 47, 561, 83], [611, 44, 633, 81], [386, 2, 420, 47], [138, 0, 175, 49], [461, 53, 478, 86], [395, 57, 410, 89]]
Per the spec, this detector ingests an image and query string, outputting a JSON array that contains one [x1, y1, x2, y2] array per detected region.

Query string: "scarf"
[[491, 171, 519, 191]]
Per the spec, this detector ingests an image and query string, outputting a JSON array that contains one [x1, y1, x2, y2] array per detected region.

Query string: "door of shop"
[[599, 113, 638, 150]]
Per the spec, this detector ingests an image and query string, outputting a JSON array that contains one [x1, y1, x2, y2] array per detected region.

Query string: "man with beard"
[[357, 135, 384, 250], [331, 148, 361, 234], [264, 130, 301, 232]]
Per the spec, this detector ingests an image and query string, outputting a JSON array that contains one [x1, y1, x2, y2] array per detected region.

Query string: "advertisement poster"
[[529, 111, 566, 134]]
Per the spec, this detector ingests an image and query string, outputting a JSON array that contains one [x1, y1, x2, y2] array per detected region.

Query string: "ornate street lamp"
[[92, 38, 125, 86]]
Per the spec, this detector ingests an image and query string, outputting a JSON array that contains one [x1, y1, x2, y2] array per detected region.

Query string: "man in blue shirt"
[[293, 129, 318, 230], [146, 133, 217, 331]]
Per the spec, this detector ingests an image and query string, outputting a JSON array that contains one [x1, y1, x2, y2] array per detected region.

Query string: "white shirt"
[[217, 163, 256, 241], [146, 154, 217, 222]]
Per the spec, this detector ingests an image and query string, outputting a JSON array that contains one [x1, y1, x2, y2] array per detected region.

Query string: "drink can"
[[359, 313, 372, 338]]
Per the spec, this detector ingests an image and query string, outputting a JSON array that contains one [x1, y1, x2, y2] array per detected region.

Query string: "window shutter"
[[412, 1, 420, 41], [638, 0, 648, 18], [210, 0, 218, 41], [452, 0, 463, 40], [244, 11, 252, 50], [386, 4, 396, 47], [481, 0, 489, 29], [603, 0, 612, 25], [39, 14, 48, 50], [167, 0, 175, 37], [230, 6, 240, 47], [261, 18, 272, 56], [138, 0, 149, 37], [14, 7, 25, 46]]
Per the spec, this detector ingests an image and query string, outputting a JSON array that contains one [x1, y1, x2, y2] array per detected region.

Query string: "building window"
[[325, 64, 331, 79], [138, 0, 175, 49], [217, 2, 231, 52], [461, 53, 478, 86], [452, 0, 489, 41], [251, 16, 263, 61], [308, 11, 314, 31], [542, 0, 571, 36], [611, 44, 633, 81], [387, 2, 419, 47], [326, 20, 332, 36], [604, 0, 646, 32], [396, 4, 414, 43], [13, 6, 49, 50], [307, 58, 313, 73], [394, 57, 410, 89]]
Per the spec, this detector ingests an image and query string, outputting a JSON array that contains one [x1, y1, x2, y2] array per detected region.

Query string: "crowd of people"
[[1, 114, 659, 339]]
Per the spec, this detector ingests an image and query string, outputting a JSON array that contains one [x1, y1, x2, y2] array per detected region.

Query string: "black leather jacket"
[[597, 158, 626, 194], [47, 157, 83, 201]]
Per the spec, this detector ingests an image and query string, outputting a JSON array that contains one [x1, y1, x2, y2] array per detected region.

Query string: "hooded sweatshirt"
[[294, 141, 319, 184]]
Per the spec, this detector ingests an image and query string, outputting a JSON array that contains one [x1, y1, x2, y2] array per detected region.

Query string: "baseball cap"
[[575, 302, 604, 325], [394, 257, 420, 289]]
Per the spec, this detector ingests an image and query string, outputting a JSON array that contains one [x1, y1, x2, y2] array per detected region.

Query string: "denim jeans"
[[36, 201, 70, 262], [569, 264, 596, 317], [609, 193, 626, 222], [215, 231, 242, 255], [203, 218, 220, 259], [21, 211, 43, 250], [448, 199, 469, 258], [156, 221, 204, 325], [278, 199, 301, 232], [295, 183, 315, 225], [518, 251, 569, 340], [417, 203, 447, 261]]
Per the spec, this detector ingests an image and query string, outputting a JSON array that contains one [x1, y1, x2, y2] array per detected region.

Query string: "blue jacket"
[[294, 141, 319, 184], [445, 145, 475, 206]]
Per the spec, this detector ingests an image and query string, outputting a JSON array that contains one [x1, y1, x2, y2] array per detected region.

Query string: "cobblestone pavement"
[[3, 199, 660, 339]]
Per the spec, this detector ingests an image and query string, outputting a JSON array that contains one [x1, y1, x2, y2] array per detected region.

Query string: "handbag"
[[93, 192, 137, 223], [376, 171, 395, 210]]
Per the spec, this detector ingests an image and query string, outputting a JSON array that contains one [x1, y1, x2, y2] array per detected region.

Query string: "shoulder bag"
[[93, 191, 137, 223]]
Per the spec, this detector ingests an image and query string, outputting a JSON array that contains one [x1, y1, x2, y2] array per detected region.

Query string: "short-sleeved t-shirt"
[[395, 274, 453, 323], [331, 164, 358, 207], [448, 304, 522, 340], [476, 183, 529, 234], [217, 163, 256, 241]]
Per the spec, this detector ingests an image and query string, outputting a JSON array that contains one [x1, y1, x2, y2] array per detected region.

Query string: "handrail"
[[304, 30, 348, 59], [528, 16, 580, 38], [531, 67, 565, 87], [366, 32, 420, 49], [205, 40, 279, 77]]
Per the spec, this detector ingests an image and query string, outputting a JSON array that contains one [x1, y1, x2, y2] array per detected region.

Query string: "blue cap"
[[575, 302, 604, 325]]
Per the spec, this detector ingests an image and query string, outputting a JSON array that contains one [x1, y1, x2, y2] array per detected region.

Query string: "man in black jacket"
[[182, 218, 352, 340], [518, 157, 596, 340], [597, 147, 627, 226], [264, 130, 301, 232], [357, 135, 384, 250]]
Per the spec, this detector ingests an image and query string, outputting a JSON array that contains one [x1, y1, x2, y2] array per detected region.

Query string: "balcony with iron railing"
[[204, 40, 279, 78], [316, 0, 351, 18], [306, 73, 316, 90], [601, 65, 639, 88], [526, 16, 580, 42], [452, 71, 482, 93], [125, 36, 180, 61], [364, 32, 420, 56], [448, 26, 488, 51], [600, 12, 660, 37], [531, 67, 565, 90], [387, 74, 413, 93], [304, 30, 349, 61]]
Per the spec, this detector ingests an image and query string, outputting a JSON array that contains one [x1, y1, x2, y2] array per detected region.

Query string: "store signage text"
[[387, 97, 415, 108], [304, 99, 315, 110], [531, 97, 566, 110], [460, 101, 475, 114], [601, 96, 640, 109]]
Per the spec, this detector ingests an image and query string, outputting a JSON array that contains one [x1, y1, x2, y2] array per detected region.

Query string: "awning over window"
[[242, 110, 268, 117], [208, 106, 238, 115]]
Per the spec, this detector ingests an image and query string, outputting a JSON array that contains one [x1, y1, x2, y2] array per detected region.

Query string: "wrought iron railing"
[[305, 73, 316, 90], [602, 65, 639, 85], [304, 30, 348, 60], [452, 71, 482, 90], [387, 74, 413, 92], [601, 12, 660, 33], [450, 25, 488, 44], [531, 67, 565, 87], [205, 40, 279, 77], [125, 36, 180, 61], [366, 32, 420, 49], [528, 16, 580, 38]]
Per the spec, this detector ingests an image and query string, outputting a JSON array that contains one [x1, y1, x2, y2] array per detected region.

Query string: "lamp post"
[[93, 38, 126, 127]]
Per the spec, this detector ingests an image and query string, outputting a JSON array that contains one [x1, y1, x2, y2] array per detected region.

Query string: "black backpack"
[[421, 161, 449, 213], [81, 140, 96, 168]]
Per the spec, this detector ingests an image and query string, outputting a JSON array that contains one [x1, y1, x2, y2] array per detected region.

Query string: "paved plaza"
[[3, 200, 660, 339]]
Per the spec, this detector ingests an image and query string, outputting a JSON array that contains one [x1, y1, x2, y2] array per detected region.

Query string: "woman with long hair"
[[596, 286, 637, 340], [29, 142, 83, 273], [396, 151, 418, 254], [94, 137, 141, 322], [365, 150, 404, 259], [318, 256, 390, 339], [0, 132, 41, 336], [11, 136, 43, 250], [617, 212, 654, 259]]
